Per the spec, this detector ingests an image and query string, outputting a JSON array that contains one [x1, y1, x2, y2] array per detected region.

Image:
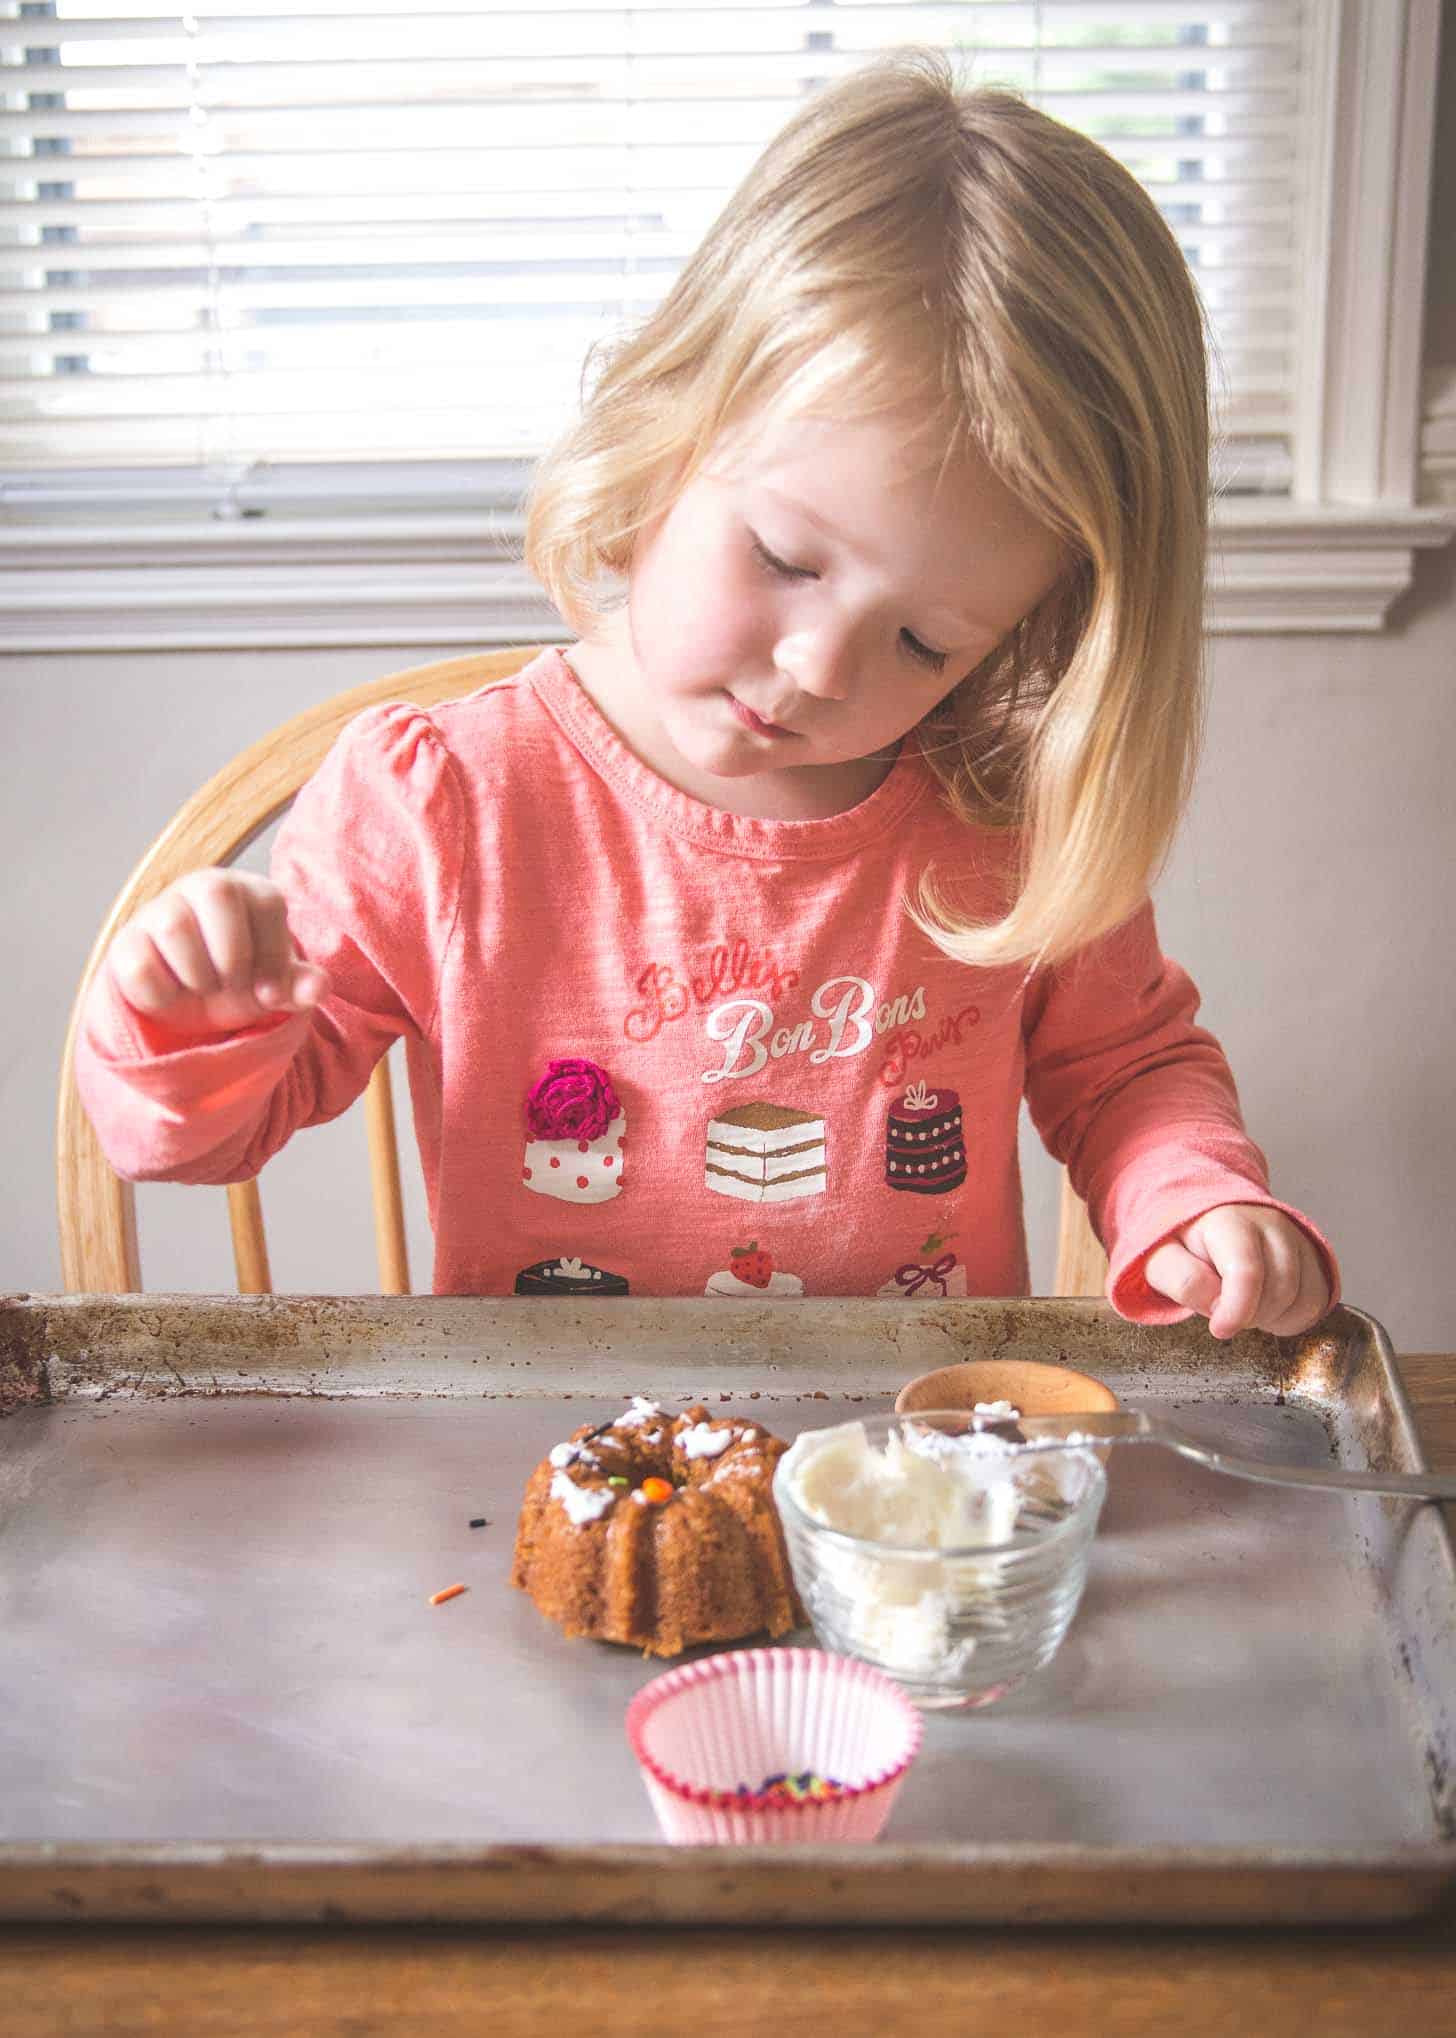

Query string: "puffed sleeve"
[[1022, 902, 1339, 1324], [75, 701, 467, 1185]]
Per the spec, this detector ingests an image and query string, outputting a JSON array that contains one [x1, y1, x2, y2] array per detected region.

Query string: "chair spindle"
[[364, 1054, 411, 1295]]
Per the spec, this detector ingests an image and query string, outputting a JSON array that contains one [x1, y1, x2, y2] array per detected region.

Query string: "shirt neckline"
[[528, 646, 933, 862]]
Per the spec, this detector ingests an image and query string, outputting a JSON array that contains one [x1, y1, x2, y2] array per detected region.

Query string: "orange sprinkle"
[[429, 1583, 467, 1606], [639, 1476, 674, 1505]]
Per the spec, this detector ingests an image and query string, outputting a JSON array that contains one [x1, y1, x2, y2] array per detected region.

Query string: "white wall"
[[10, 24, 1456, 1350]]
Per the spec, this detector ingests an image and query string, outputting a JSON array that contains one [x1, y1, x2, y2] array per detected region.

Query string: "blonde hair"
[[525, 51, 1210, 970]]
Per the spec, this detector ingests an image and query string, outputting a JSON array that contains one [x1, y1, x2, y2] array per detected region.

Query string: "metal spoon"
[[976, 1410, 1456, 1501]]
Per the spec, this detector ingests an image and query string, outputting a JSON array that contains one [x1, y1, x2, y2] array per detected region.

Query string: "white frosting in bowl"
[[783, 1421, 1021, 1550]]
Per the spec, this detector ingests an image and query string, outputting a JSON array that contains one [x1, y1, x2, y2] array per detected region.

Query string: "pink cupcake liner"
[[625, 1646, 923, 1845]]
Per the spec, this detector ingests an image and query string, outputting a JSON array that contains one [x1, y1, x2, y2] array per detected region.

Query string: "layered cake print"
[[522, 1056, 624, 1204], [884, 1080, 966, 1193], [704, 1101, 827, 1204]]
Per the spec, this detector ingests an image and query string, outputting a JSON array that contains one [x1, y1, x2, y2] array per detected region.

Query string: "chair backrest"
[[1053, 1173, 1108, 1298], [57, 647, 539, 1294], [58, 642, 1109, 1299]]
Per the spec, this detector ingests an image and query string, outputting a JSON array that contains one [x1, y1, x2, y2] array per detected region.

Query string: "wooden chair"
[[57, 647, 535, 1294], [57, 648, 1110, 1298], [1053, 1176, 1108, 1298]]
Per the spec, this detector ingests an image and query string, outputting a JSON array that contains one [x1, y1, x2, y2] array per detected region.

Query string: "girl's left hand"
[[1143, 1205, 1331, 1340]]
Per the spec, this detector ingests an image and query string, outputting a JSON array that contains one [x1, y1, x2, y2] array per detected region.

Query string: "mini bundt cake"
[[511, 1397, 805, 1657]]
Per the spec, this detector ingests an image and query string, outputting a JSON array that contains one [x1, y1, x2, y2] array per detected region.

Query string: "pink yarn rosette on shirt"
[[525, 1058, 622, 1140], [522, 1058, 626, 1205]]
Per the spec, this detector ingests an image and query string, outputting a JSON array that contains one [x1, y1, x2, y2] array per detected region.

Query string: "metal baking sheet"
[[0, 1294, 1452, 1925]]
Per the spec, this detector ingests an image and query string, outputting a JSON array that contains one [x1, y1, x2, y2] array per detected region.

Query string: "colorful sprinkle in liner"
[[738, 1771, 851, 1804]]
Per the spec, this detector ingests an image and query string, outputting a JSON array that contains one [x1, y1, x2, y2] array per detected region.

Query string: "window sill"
[[2, 499, 1452, 653], [1209, 498, 1456, 632]]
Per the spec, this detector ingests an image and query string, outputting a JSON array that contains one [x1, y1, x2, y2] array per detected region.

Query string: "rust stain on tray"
[[0, 1298, 53, 1416]]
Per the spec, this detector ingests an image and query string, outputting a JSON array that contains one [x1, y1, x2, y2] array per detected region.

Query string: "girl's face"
[[596, 406, 1067, 818]]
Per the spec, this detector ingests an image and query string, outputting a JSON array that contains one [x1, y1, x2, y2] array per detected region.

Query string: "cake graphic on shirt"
[[705, 1239, 806, 1298], [876, 1226, 968, 1298], [704, 1101, 827, 1203], [884, 1080, 966, 1194], [522, 1057, 624, 1204], [515, 1254, 630, 1297]]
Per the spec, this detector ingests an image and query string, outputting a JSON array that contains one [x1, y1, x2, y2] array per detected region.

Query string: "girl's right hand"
[[104, 869, 330, 1037]]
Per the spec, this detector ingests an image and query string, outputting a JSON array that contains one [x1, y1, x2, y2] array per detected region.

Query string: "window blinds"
[[2, 0, 1305, 508]]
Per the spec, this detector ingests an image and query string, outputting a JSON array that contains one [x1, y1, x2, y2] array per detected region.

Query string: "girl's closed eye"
[[750, 529, 949, 671], [900, 631, 948, 672], [748, 530, 816, 582]]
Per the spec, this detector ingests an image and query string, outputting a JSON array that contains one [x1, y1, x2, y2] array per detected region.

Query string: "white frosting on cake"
[[549, 1470, 615, 1525], [616, 1396, 664, 1429], [548, 1440, 599, 1470], [678, 1421, 733, 1460]]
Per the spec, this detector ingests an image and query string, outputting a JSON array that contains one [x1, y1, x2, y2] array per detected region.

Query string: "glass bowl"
[[772, 1411, 1106, 1711]]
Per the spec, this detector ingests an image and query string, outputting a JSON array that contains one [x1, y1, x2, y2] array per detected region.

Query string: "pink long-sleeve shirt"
[[77, 649, 1336, 1318]]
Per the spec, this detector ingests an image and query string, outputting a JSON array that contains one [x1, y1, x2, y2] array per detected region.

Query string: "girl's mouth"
[[729, 695, 794, 738]]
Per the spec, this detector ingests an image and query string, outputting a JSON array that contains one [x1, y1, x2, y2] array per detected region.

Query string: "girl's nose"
[[772, 628, 851, 700]]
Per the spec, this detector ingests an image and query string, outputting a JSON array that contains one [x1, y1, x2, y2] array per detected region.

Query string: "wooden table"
[[7, 1356, 1454, 2038]]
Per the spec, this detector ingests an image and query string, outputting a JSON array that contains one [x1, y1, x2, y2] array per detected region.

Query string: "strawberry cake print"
[[884, 1080, 966, 1194], [877, 1226, 968, 1299], [522, 1056, 624, 1203], [703, 1100, 827, 1203], [705, 1239, 805, 1298]]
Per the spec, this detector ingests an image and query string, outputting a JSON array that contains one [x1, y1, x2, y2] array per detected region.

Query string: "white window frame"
[[3, 0, 1452, 654]]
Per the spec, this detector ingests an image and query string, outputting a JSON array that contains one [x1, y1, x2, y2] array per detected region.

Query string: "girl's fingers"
[[184, 870, 260, 995], [106, 869, 327, 1028], [140, 885, 223, 1000], [1260, 1235, 1332, 1337], [241, 880, 328, 1011], [243, 879, 299, 1005], [1176, 1207, 1332, 1340], [286, 961, 329, 1009], [108, 919, 188, 1016], [1143, 1239, 1221, 1320], [255, 960, 328, 1012], [1243, 1217, 1302, 1333], [1200, 1220, 1266, 1340]]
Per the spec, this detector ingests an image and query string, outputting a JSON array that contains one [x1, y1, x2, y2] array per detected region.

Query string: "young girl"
[[77, 53, 1335, 1336]]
